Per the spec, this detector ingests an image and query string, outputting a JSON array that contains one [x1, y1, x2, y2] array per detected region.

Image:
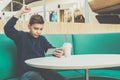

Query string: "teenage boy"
[[4, 5, 67, 80]]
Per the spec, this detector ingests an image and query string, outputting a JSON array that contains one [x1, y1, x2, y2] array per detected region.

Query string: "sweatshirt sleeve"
[[41, 36, 55, 52], [4, 16, 22, 41]]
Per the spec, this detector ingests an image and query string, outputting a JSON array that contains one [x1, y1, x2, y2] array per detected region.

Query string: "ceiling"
[[2, 0, 120, 14], [2, 0, 41, 11], [2, 0, 77, 12]]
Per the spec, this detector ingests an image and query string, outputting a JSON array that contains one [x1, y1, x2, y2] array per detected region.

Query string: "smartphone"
[[46, 48, 62, 54]]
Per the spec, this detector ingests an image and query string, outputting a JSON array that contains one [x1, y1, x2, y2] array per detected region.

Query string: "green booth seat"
[[76, 69, 120, 79], [0, 34, 18, 80], [1, 33, 120, 80], [6, 78, 19, 80], [73, 33, 120, 54], [57, 70, 84, 79], [72, 33, 120, 79], [89, 69, 120, 79]]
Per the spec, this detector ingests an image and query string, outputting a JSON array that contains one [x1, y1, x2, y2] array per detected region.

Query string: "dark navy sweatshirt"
[[4, 16, 54, 75]]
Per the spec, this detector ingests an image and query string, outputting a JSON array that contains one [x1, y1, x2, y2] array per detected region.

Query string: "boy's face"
[[28, 23, 44, 38]]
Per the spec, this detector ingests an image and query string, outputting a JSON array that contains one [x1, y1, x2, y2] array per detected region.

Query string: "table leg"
[[85, 69, 89, 80]]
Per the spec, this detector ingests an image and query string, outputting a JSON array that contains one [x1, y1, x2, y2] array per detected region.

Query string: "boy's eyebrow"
[[34, 27, 39, 29]]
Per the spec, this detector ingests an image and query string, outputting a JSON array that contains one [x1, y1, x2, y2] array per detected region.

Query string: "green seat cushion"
[[6, 78, 19, 80], [77, 69, 120, 79], [57, 70, 84, 79], [0, 34, 17, 80], [73, 33, 120, 54], [90, 69, 120, 79]]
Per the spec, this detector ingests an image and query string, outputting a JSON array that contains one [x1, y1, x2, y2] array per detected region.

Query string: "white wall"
[[88, 5, 99, 23]]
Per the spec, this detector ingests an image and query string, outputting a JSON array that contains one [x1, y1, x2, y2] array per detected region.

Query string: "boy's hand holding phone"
[[53, 48, 63, 58]]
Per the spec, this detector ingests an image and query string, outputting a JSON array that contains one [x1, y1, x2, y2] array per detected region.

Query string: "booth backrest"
[[43, 34, 74, 54], [1, 33, 120, 79], [0, 34, 17, 80], [73, 33, 120, 54]]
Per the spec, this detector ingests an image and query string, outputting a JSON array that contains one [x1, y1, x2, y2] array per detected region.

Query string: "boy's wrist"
[[14, 10, 25, 19]]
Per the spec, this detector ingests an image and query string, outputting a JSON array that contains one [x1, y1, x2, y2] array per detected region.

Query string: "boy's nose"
[[37, 30, 41, 34]]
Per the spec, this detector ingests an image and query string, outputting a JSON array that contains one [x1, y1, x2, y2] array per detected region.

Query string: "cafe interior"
[[0, 0, 120, 80]]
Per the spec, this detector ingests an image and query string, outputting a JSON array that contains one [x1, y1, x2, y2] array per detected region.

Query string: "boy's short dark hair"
[[29, 14, 44, 25]]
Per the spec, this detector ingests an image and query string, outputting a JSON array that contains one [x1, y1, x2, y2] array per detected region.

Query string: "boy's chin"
[[33, 35, 39, 38]]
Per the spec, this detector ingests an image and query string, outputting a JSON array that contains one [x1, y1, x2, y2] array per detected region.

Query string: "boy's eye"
[[40, 28, 43, 30]]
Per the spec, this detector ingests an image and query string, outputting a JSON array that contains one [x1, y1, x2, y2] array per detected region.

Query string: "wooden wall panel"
[[0, 20, 120, 34], [43, 22, 120, 34]]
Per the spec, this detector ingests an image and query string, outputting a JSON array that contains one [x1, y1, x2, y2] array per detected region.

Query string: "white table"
[[25, 54, 120, 80]]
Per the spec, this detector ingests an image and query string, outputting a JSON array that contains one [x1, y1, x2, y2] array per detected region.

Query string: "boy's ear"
[[28, 24, 31, 29]]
